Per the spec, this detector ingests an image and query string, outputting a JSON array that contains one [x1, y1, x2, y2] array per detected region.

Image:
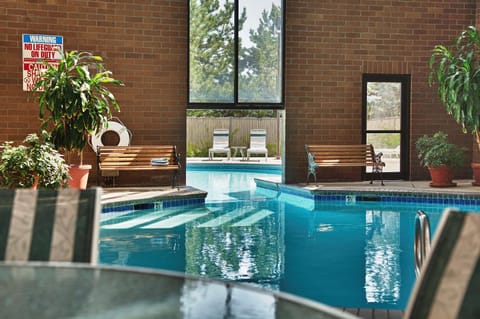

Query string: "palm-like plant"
[[34, 50, 123, 165], [429, 26, 480, 149]]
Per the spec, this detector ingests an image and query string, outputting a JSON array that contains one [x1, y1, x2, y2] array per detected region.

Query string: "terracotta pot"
[[471, 162, 480, 186], [428, 165, 456, 187], [68, 164, 92, 189], [31, 174, 40, 190]]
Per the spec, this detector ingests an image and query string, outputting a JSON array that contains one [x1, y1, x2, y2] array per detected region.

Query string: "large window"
[[189, 0, 284, 109]]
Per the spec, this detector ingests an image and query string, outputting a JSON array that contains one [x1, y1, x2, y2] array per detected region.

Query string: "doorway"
[[362, 74, 410, 180]]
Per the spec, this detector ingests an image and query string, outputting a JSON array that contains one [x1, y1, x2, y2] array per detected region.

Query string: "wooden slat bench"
[[97, 145, 181, 188], [305, 144, 385, 185]]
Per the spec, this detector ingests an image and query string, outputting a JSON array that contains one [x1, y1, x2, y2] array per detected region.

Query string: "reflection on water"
[[185, 202, 284, 290], [180, 280, 276, 319], [100, 198, 450, 310], [364, 210, 401, 304]]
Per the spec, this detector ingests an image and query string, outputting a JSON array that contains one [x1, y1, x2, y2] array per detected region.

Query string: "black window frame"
[[362, 73, 411, 181], [187, 0, 286, 110]]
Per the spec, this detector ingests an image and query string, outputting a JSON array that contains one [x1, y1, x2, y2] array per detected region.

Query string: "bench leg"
[[306, 171, 317, 185], [172, 172, 179, 189], [370, 167, 384, 186]]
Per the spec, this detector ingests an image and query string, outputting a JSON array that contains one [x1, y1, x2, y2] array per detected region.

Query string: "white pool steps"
[[101, 207, 275, 230]]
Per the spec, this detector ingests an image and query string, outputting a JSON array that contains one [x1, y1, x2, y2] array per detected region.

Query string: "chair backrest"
[[0, 188, 101, 264], [249, 129, 267, 149], [404, 208, 480, 319], [212, 129, 230, 148]]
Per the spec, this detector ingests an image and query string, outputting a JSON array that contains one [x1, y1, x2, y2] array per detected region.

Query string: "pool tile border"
[[102, 195, 206, 213], [260, 181, 480, 208], [102, 179, 480, 214]]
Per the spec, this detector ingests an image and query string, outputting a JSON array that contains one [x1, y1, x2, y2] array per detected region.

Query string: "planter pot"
[[471, 162, 480, 186], [31, 174, 40, 190], [428, 165, 456, 187], [68, 165, 92, 189]]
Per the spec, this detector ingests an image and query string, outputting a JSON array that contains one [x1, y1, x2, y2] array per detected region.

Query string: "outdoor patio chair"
[[0, 188, 101, 264], [247, 129, 268, 161], [404, 208, 480, 319], [208, 129, 231, 160]]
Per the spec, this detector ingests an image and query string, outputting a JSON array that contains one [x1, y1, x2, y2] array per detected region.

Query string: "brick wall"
[[0, 0, 187, 186], [285, 0, 476, 183]]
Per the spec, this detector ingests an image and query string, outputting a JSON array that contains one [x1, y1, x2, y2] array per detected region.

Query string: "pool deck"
[[99, 158, 479, 319]]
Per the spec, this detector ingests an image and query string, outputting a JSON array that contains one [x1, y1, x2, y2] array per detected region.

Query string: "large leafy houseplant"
[[0, 131, 69, 189], [429, 26, 480, 184], [34, 50, 123, 188], [415, 131, 466, 187]]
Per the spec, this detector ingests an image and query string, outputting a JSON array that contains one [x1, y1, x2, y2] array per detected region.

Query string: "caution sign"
[[22, 34, 63, 91]]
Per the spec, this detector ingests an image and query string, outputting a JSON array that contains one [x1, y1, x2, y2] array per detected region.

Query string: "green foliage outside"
[[187, 142, 209, 157], [189, 0, 282, 104], [266, 143, 277, 157], [368, 134, 400, 149], [189, 0, 243, 103], [239, 4, 282, 102], [186, 141, 278, 158], [366, 82, 401, 121], [187, 109, 276, 118]]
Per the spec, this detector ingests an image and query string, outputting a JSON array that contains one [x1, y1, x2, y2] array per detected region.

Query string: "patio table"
[[231, 146, 247, 160], [0, 261, 357, 319]]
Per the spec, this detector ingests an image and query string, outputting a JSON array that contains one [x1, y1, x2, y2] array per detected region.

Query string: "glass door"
[[362, 74, 410, 180]]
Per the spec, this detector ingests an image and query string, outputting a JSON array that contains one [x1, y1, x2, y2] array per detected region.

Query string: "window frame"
[[187, 0, 286, 110], [362, 73, 411, 181]]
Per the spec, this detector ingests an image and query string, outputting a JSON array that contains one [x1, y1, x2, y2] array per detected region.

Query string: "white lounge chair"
[[247, 129, 268, 161], [208, 129, 231, 160]]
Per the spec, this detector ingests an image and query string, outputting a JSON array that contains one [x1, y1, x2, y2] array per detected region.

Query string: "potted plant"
[[0, 131, 70, 189], [415, 131, 466, 187], [429, 26, 480, 185], [34, 50, 123, 189]]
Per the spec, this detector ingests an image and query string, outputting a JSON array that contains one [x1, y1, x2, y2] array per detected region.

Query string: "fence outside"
[[186, 117, 283, 157]]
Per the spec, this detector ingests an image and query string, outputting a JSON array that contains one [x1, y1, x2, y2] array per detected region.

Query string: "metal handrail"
[[414, 210, 431, 277]]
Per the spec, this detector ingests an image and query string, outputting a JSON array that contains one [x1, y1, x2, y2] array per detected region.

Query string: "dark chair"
[[0, 188, 101, 264], [405, 208, 480, 319]]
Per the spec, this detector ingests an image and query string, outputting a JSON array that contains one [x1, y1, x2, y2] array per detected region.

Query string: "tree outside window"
[[189, 0, 284, 108]]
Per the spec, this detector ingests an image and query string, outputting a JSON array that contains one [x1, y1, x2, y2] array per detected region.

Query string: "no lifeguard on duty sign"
[[22, 34, 63, 91]]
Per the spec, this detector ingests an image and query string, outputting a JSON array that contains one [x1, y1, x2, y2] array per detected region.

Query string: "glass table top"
[[0, 262, 358, 319]]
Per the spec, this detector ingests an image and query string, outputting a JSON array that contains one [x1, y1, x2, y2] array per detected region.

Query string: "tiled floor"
[[340, 307, 403, 319]]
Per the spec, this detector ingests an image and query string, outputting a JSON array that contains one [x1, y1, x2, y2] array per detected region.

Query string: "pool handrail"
[[414, 210, 431, 276]]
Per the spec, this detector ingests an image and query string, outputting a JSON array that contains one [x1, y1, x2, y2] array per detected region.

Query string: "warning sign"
[[22, 34, 63, 91]]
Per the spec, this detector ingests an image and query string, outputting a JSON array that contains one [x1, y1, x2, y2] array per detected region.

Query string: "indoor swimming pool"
[[99, 166, 479, 310]]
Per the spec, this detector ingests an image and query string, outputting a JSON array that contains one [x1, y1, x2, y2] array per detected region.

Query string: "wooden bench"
[[96, 145, 181, 188], [305, 144, 385, 185]]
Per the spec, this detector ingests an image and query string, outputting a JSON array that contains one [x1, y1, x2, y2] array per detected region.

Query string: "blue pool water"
[[186, 164, 281, 202], [99, 166, 476, 310]]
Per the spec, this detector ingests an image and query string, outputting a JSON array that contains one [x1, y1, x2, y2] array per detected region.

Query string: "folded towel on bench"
[[151, 158, 169, 166]]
